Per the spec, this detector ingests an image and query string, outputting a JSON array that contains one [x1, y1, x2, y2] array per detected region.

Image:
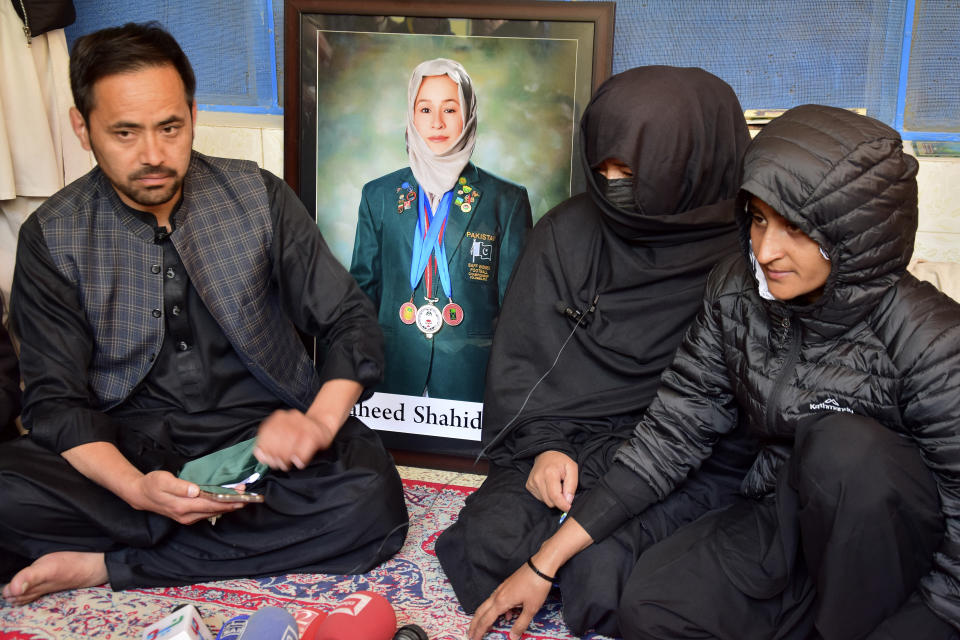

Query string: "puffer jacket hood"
[[737, 105, 919, 338]]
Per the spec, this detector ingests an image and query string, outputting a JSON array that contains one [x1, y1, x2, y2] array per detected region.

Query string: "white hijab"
[[749, 243, 776, 301], [405, 58, 478, 197]]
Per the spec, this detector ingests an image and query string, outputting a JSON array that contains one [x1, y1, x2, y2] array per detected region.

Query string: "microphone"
[[294, 607, 328, 639], [304, 591, 396, 640], [215, 614, 250, 640], [237, 607, 299, 640], [142, 604, 213, 640], [393, 624, 428, 639], [555, 293, 599, 326]]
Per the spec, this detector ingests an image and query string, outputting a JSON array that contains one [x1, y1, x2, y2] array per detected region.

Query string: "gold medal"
[[399, 301, 417, 324]]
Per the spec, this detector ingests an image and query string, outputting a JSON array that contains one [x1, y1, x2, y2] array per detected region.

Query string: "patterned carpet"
[[0, 472, 614, 639]]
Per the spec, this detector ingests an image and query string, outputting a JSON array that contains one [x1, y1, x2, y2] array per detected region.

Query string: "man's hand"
[[254, 409, 335, 471], [130, 470, 243, 524], [526, 450, 579, 511], [468, 559, 553, 640], [61, 441, 242, 524], [253, 378, 364, 471]]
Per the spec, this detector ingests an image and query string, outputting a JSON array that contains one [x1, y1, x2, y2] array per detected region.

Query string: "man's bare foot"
[[2, 551, 107, 605]]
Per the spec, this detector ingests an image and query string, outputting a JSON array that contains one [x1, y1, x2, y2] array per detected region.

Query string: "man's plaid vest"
[[34, 152, 320, 410]]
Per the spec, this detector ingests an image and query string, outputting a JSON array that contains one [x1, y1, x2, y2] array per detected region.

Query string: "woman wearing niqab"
[[350, 59, 532, 404], [435, 66, 756, 635]]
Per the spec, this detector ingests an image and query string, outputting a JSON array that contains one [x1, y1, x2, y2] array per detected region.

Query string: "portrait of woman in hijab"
[[349, 58, 533, 403]]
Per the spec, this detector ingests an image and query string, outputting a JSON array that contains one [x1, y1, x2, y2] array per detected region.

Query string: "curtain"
[[0, 0, 93, 305]]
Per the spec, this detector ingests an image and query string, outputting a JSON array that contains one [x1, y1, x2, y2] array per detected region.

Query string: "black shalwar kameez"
[[0, 170, 408, 589]]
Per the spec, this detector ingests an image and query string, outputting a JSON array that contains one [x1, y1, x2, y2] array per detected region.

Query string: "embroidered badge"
[[465, 233, 497, 283], [469, 238, 493, 262]]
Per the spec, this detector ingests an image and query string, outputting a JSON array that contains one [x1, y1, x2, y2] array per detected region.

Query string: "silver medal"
[[415, 301, 443, 339]]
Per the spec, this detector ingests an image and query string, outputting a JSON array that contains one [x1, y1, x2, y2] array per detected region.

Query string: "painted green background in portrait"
[[314, 30, 580, 267]]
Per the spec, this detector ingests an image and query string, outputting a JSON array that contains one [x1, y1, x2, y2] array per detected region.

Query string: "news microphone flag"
[[215, 614, 250, 640], [142, 604, 214, 640], [294, 607, 327, 638], [304, 591, 396, 640]]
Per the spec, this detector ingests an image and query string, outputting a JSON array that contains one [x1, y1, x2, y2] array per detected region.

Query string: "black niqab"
[[482, 66, 750, 466]]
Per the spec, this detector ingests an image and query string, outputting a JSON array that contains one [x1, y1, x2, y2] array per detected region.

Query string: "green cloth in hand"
[[177, 437, 268, 491]]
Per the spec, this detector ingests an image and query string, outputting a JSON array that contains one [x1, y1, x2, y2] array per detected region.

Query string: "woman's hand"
[[468, 560, 553, 640], [526, 450, 578, 511], [468, 516, 594, 640]]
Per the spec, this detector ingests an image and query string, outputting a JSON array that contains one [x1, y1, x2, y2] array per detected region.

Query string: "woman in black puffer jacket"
[[468, 105, 960, 640]]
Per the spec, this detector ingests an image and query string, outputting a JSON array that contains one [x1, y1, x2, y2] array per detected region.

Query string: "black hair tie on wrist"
[[526, 557, 556, 583]]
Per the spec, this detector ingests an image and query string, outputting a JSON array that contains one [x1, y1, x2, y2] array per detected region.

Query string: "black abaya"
[[436, 66, 754, 635]]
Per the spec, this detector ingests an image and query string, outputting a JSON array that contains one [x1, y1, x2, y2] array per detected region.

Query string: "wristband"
[[526, 557, 556, 583]]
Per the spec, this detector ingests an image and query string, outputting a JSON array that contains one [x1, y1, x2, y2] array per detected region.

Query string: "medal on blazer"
[[416, 298, 443, 336], [404, 186, 464, 338], [442, 301, 463, 326], [399, 298, 417, 324]]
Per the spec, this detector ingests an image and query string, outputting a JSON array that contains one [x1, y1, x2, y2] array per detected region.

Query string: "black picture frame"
[[285, 0, 614, 470]]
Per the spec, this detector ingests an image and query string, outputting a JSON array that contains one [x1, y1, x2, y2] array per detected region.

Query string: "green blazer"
[[350, 163, 532, 402]]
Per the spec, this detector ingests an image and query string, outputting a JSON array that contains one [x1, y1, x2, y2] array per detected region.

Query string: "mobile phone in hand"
[[199, 489, 265, 503]]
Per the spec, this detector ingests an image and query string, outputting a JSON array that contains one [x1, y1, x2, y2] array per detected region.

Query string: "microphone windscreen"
[[215, 615, 250, 640], [295, 607, 328, 640], [393, 623, 428, 640], [309, 591, 396, 640], [237, 607, 299, 640]]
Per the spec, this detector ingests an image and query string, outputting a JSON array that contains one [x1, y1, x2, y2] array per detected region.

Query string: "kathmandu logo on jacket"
[[809, 398, 854, 414]]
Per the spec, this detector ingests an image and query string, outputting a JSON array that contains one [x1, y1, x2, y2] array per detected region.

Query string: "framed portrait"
[[285, 0, 615, 467]]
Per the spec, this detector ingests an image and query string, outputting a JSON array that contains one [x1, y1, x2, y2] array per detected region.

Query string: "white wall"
[[194, 111, 284, 179], [913, 155, 960, 263], [193, 112, 960, 264]]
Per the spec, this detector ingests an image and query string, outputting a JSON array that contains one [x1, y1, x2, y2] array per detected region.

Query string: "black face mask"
[[596, 174, 636, 211]]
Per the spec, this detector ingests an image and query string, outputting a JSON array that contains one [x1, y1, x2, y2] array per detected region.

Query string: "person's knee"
[[617, 592, 682, 640], [0, 444, 38, 521], [0, 468, 21, 519], [793, 414, 921, 512], [616, 592, 651, 639], [364, 465, 406, 515], [617, 561, 694, 640], [436, 477, 547, 570]]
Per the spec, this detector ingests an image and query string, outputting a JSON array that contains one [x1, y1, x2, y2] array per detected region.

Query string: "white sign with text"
[[351, 392, 483, 441]]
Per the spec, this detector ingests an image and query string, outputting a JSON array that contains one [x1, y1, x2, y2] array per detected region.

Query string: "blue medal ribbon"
[[409, 186, 455, 300]]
